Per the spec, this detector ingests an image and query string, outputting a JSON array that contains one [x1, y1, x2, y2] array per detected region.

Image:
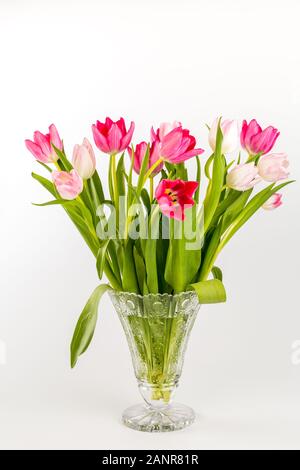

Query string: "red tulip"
[[240, 119, 279, 155], [155, 179, 199, 221], [127, 141, 163, 175], [92, 117, 134, 154], [25, 124, 63, 163], [151, 122, 204, 164]]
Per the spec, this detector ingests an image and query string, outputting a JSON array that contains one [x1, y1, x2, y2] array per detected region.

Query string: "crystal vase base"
[[122, 402, 195, 432]]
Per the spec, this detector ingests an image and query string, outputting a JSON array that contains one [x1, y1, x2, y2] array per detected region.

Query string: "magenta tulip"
[[226, 162, 261, 191], [240, 119, 279, 155], [127, 141, 163, 175], [155, 179, 199, 221], [257, 153, 289, 182], [72, 138, 96, 179], [52, 169, 83, 200], [262, 193, 283, 210], [92, 117, 134, 155], [25, 124, 63, 163], [151, 122, 204, 164]]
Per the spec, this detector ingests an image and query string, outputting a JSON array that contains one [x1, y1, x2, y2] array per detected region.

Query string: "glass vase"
[[109, 290, 200, 432]]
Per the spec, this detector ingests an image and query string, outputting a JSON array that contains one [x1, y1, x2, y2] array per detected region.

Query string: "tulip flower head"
[[52, 169, 83, 200], [25, 124, 63, 163], [257, 153, 289, 183], [128, 141, 163, 175], [241, 119, 279, 155], [72, 138, 96, 179], [151, 122, 204, 164], [208, 118, 239, 154], [155, 179, 199, 221], [92, 117, 135, 155], [262, 193, 283, 210], [226, 162, 261, 191]]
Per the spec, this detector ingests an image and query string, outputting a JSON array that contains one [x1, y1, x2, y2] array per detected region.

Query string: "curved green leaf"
[[188, 279, 226, 304], [70, 284, 111, 368]]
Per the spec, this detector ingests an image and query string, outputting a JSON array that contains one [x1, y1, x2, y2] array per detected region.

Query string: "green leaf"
[[122, 239, 139, 293], [221, 180, 294, 249], [70, 284, 111, 368], [221, 189, 252, 233], [32, 172, 56, 197], [212, 266, 223, 281], [116, 153, 126, 196], [165, 213, 202, 293], [141, 188, 151, 214], [52, 145, 72, 171], [203, 120, 225, 233], [96, 239, 111, 279], [188, 279, 226, 304], [32, 199, 73, 207], [89, 171, 105, 207], [136, 144, 150, 196], [133, 246, 147, 294], [195, 156, 201, 204]]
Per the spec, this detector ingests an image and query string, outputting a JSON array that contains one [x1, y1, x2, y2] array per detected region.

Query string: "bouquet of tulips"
[[26, 117, 292, 367]]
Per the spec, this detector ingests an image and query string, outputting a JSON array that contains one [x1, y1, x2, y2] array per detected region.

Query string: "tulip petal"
[[92, 124, 110, 153], [120, 121, 135, 151], [107, 123, 122, 153], [25, 139, 48, 162], [49, 124, 62, 150]]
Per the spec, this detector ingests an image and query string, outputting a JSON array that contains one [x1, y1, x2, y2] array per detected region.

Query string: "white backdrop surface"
[[0, 0, 300, 450]]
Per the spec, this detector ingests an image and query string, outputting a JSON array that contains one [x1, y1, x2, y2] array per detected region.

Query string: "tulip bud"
[[226, 162, 261, 191], [262, 193, 283, 210], [52, 169, 83, 200], [208, 118, 239, 154], [72, 138, 96, 179], [257, 153, 289, 182]]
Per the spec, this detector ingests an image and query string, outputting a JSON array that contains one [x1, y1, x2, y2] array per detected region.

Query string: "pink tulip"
[[155, 179, 199, 221], [25, 124, 63, 163], [72, 138, 96, 179], [151, 122, 204, 164], [240, 119, 279, 155], [226, 162, 261, 191], [127, 140, 163, 175], [257, 153, 289, 182], [52, 169, 83, 200], [262, 193, 283, 210], [92, 117, 134, 154], [208, 117, 239, 153]]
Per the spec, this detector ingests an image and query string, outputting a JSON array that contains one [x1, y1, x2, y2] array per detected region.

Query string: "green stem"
[[143, 158, 163, 183], [110, 153, 119, 223], [149, 176, 154, 202]]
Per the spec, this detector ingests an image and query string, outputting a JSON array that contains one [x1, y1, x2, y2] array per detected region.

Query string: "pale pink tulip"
[[72, 138, 96, 179], [52, 169, 83, 200], [92, 117, 134, 154], [25, 124, 63, 163], [241, 119, 279, 155], [262, 193, 283, 210], [257, 153, 289, 182], [208, 118, 239, 153], [226, 162, 261, 191]]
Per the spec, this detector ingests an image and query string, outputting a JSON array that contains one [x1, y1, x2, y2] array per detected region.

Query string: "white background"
[[0, 0, 300, 450]]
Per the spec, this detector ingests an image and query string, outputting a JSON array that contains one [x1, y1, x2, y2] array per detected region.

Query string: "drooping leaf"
[[70, 284, 111, 368], [188, 279, 226, 304]]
